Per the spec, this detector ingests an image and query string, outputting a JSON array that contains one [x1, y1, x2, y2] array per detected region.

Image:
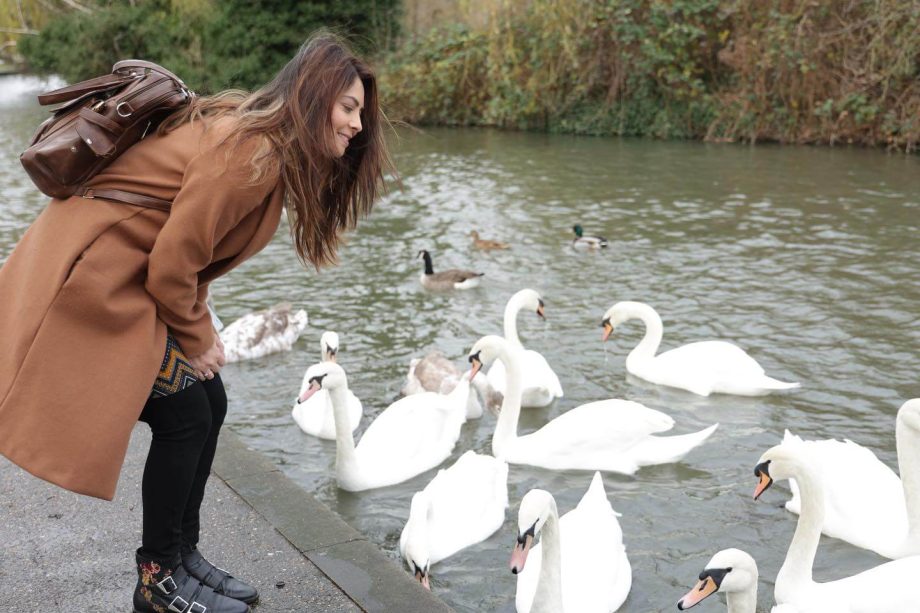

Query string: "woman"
[[0, 32, 391, 613]]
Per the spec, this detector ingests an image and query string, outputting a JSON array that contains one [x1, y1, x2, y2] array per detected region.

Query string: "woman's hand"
[[188, 335, 226, 381]]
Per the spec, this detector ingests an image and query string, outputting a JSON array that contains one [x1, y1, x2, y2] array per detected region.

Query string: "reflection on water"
[[3, 76, 920, 612]]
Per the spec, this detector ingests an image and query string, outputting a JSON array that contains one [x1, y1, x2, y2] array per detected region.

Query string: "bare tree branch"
[[0, 27, 40, 35], [59, 0, 94, 13]]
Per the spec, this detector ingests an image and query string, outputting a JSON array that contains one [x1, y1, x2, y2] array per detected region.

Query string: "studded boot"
[[133, 550, 250, 613], [182, 546, 259, 605]]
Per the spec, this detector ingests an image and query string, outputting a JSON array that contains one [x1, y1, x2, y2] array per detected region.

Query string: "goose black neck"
[[422, 251, 434, 275]]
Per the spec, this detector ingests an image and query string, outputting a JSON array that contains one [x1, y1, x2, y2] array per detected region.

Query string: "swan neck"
[[532, 503, 564, 613], [897, 420, 920, 538], [725, 582, 757, 613], [626, 304, 663, 366], [492, 345, 523, 458], [330, 384, 359, 479], [776, 469, 822, 594], [503, 296, 524, 347], [405, 496, 430, 551]]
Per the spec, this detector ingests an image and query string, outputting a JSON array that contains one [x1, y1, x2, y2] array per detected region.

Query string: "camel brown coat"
[[0, 118, 285, 500]]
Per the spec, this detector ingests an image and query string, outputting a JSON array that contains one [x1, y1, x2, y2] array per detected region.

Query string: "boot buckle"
[[155, 575, 178, 595]]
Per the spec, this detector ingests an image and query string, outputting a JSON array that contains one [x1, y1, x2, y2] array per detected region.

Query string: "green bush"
[[19, 0, 400, 93]]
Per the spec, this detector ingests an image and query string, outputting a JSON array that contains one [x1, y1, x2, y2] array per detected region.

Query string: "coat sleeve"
[[146, 133, 279, 357]]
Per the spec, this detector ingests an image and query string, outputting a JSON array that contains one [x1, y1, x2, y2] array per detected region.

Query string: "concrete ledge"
[[214, 431, 453, 613]]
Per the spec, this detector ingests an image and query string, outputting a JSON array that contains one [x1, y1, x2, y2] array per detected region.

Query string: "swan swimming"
[[400, 450, 508, 588], [220, 302, 308, 363], [780, 399, 920, 559], [469, 335, 717, 474], [486, 289, 563, 408], [677, 548, 797, 612], [601, 301, 799, 396], [291, 331, 363, 439], [752, 442, 920, 612], [300, 361, 471, 492], [511, 472, 631, 612]]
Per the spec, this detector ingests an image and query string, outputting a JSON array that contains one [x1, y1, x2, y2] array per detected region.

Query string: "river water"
[[2, 75, 919, 612]]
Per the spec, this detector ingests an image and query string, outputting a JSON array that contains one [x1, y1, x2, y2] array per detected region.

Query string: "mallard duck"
[[469, 230, 510, 250], [418, 249, 484, 290], [572, 224, 608, 250]]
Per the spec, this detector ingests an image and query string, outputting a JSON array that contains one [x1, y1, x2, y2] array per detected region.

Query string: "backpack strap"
[[113, 59, 188, 87], [37, 73, 137, 106], [75, 187, 172, 212]]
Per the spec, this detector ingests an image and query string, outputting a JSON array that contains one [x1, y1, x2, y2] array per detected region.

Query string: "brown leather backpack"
[[20, 59, 194, 210]]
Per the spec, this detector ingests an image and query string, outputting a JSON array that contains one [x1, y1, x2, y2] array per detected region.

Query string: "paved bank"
[[0, 424, 451, 612]]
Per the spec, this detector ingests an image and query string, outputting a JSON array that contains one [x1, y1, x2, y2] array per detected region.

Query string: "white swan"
[[300, 362, 471, 492], [752, 442, 920, 612], [220, 302, 308, 363], [780, 399, 920, 559], [402, 350, 501, 418], [291, 332, 363, 440], [469, 335, 718, 473], [601, 301, 799, 396], [511, 472, 631, 613], [677, 548, 798, 612], [486, 289, 563, 408], [400, 450, 509, 588]]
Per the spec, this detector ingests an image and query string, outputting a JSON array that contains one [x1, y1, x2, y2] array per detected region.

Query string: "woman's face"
[[330, 77, 365, 157]]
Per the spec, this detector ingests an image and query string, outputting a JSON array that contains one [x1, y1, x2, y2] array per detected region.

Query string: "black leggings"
[[137, 375, 227, 562]]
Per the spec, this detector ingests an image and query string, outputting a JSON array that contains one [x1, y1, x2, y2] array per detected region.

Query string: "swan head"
[[677, 548, 758, 609], [600, 301, 649, 341], [897, 398, 920, 433], [510, 489, 556, 575], [320, 331, 339, 363], [753, 442, 811, 500], [297, 362, 347, 404], [468, 335, 509, 380], [403, 492, 433, 590], [511, 288, 545, 320]]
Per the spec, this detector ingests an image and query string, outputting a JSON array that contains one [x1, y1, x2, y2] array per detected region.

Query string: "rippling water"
[[3, 75, 919, 612]]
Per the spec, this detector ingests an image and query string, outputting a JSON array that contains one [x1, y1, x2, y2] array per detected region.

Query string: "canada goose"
[[418, 249, 484, 290]]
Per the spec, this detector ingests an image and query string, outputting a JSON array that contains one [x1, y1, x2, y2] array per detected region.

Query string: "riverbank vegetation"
[[383, 0, 920, 151], [7, 0, 919, 151]]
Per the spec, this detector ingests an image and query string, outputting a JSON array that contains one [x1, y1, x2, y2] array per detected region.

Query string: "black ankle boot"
[[181, 546, 260, 605], [133, 550, 250, 613]]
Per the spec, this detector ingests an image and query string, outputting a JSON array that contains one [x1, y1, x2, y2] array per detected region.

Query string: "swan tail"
[[633, 423, 719, 467], [759, 376, 800, 391]]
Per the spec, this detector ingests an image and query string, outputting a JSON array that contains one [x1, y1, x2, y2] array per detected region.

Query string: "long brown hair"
[[161, 31, 393, 269]]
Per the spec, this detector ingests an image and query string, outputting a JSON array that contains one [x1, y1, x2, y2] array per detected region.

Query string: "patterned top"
[[150, 335, 198, 399]]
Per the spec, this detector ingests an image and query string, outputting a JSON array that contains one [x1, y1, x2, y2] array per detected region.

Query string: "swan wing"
[[655, 341, 765, 377], [807, 555, 920, 612], [221, 305, 308, 362], [560, 473, 631, 612], [356, 393, 463, 468], [424, 452, 509, 563], [516, 400, 675, 460], [522, 349, 563, 397]]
